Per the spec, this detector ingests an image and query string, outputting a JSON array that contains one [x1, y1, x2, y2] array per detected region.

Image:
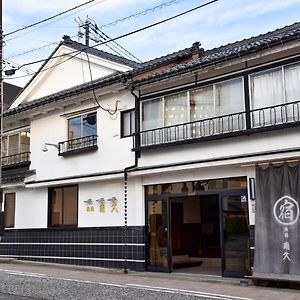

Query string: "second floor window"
[[1, 129, 30, 157], [121, 109, 135, 137], [68, 112, 97, 140], [250, 63, 300, 109]]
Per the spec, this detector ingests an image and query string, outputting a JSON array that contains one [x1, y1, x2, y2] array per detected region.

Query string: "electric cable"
[[92, 25, 142, 63], [5, 0, 98, 37], [99, 0, 183, 29], [4, 0, 106, 43], [4, 0, 220, 79], [85, 51, 119, 115]]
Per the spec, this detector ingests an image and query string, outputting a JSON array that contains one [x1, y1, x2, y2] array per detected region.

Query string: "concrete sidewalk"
[[0, 259, 299, 300]]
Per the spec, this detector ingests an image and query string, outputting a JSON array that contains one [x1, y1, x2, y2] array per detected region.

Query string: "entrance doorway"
[[170, 195, 221, 275], [145, 177, 250, 277]]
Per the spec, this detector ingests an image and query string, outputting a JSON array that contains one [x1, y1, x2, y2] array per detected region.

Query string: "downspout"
[[123, 86, 141, 274]]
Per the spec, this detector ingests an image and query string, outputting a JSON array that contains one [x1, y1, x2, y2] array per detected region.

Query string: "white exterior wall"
[[7, 188, 48, 229], [30, 90, 135, 181], [78, 177, 144, 228], [139, 128, 300, 169], [11, 46, 132, 108], [5, 175, 145, 230]]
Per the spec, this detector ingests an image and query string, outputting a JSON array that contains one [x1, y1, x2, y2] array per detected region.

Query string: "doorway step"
[[173, 255, 203, 269]]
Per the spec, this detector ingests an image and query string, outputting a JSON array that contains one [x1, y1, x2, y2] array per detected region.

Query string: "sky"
[[3, 0, 300, 87]]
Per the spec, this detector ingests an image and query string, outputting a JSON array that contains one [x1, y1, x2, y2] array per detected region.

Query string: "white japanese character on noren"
[[279, 199, 295, 222]]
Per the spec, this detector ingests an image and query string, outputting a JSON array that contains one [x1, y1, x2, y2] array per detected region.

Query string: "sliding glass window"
[[141, 78, 244, 143], [4, 193, 15, 228], [250, 62, 300, 126], [49, 185, 78, 227], [1, 129, 30, 157]]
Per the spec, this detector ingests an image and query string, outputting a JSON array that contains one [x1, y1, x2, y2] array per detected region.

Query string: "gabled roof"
[[132, 21, 300, 85], [62, 36, 140, 68], [4, 72, 125, 117], [4, 22, 300, 117], [10, 36, 140, 108]]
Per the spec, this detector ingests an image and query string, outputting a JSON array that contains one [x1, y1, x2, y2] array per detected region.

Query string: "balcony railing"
[[58, 135, 98, 156], [1, 152, 31, 167], [135, 100, 300, 149]]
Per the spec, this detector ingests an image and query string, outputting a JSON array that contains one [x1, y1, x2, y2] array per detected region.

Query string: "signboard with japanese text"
[[254, 164, 300, 281]]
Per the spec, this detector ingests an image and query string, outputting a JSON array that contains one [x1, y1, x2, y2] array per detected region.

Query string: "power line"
[[4, 0, 98, 37], [99, 0, 183, 29], [4, 0, 181, 61], [6, 34, 78, 59], [6, 42, 59, 59], [4, 0, 106, 43], [4, 0, 220, 79]]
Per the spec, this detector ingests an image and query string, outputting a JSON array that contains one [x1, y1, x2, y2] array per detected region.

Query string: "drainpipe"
[[123, 87, 140, 274]]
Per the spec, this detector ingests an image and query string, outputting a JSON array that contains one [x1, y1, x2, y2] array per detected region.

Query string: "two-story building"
[[1, 22, 300, 281]]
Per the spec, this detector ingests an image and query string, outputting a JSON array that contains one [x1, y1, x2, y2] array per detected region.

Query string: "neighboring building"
[[3, 82, 22, 110], [1, 22, 300, 281]]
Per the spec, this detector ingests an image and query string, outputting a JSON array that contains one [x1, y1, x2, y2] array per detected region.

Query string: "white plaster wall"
[[139, 128, 300, 169], [78, 180, 124, 227], [78, 177, 144, 227], [13, 188, 48, 229], [127, 176, 145, 226], [30, 90, 135, 181], [11, 46, 132, 108]]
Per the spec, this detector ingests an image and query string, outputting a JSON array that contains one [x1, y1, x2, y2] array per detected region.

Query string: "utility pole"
[[0, 0, 5, 237], [83, 19, 90, 46]]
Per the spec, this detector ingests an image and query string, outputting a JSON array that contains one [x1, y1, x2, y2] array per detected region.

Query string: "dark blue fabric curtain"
[[254, 163, 300, 280]]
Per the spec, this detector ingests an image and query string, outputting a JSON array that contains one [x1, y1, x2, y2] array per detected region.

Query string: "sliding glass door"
[[146, 199, 171, 272], [220, 190, 250, 277]]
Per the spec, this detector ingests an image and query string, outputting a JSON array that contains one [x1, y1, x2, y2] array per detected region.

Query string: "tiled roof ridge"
[[205, 21, 300, 54], [62, 35, 140, 68], [133, 41, 203, 73], [132, 21, 300, 85]]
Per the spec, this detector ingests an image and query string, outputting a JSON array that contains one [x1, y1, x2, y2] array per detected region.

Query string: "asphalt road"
[[0, 262, 299, 300], [0, 269, 246, 300]]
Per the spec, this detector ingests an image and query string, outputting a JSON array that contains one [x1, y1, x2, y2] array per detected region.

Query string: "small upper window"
[[68, 112, 97, 140], [4, 193, 15, 228], [121, 109, 135, 138]]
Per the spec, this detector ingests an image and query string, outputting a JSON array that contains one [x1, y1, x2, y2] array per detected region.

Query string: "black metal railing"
[[1, 152, 31, 167], [58, 135, 98, 156], [136, 100, 300, 148]]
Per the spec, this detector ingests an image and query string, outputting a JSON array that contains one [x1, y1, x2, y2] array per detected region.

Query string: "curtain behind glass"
[[142, 98, 163, 130], [215, 78, 245, 133], [215, 78, 244, 115], [164, 92, 188, 141], [190, 86, 214, 121], [250, 68, 284, 126], [164, 92, 188, 126], [285, 63, 300, 103], [250, 68, 283, 109]]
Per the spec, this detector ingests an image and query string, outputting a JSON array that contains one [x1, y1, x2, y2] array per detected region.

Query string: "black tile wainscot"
[[0, 226, 146, 271]]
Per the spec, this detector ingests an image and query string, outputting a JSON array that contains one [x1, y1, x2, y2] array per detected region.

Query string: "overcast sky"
[[3, 0, 300, 87]]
